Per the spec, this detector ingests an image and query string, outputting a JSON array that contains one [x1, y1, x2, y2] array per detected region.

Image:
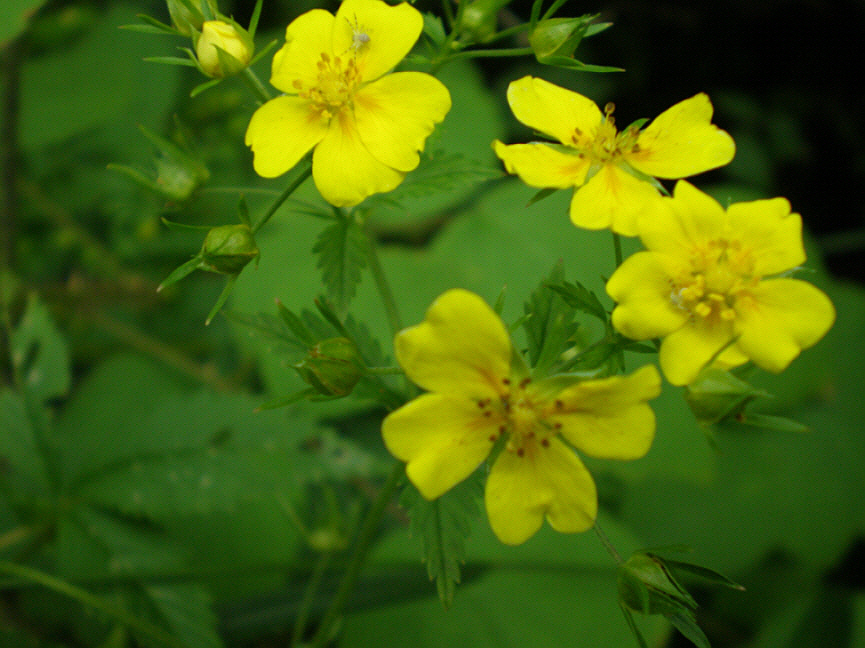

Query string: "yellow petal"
[[569, 164, 662, 235], [353, 72, 451, 172], [382, 393, 497, 500], [734, 278, 835, 373], [626, 93, 735, 178], [245, 96, 328, 178], [312, 109, 405, 206], [551, 365, 660, 460], [659, 319, 735, 386], [607, 251, 690, 340], [493, 141, 590, 188], [395, 289, 511, 399], [506, 76, 603, 146], [334, 0, 423, 82], [270, 9, 335, 93], [485, 437, 596, 545], [726, 198, 805, 275], [639, 180, 726, 254]]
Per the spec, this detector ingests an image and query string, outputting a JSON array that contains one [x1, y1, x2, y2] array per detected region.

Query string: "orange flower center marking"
[[672, 238, 760, 322], [293, 52, 362, 121], [477, 378, 560, 458], [570, 103, 641, 164]]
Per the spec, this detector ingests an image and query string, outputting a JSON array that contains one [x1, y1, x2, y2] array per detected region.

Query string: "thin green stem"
[[309, 463, 404, 648], [483, 22, 532, 44], [612, 232, 624, 268], [251, 157, 313, 234], [593, 521, 623, 564], [290, 550, 334, 648], [434, 46, 534, 70], [364, 231, 402, 338], [364, 366, 403, 376], [0, 561, 188, 648], [241, 66, 273, 104]]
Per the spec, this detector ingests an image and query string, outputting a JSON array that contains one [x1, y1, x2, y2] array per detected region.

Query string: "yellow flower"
[[606, 181, 836, 386], [492, 77, 735, 235], [245, 0, 451, 207], [196, 20, 253, 78], [382, 289, 661, 545]]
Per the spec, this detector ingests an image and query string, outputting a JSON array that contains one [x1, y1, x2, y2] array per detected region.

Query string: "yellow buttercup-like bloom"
[[382, 289, 661, 545], [493, 77, 735, 235], [606, 181, 836, 386], [245, 0, 451, 207]]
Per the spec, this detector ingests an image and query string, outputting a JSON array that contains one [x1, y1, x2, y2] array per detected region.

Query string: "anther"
[[519, 377, 531, 388]]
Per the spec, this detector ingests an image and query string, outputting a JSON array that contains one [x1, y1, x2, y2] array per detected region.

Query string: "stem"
[[484, 22, 532, 44], [251, 156, 313, 234], [612, 232, 623, 268], [593, 521, 623, 564], [445, 46, 534, 62], [240, 66, 273, 105], [290, 550, 334, 648], [364, 230, 402, 338], [0, 561, 188, 648], [309, 463, 404, 648], [364, 366, 403, 376]]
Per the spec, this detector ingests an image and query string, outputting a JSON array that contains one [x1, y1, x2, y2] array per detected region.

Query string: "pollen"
[[671, 237, 760, 323], [296, 51, 362, 119]]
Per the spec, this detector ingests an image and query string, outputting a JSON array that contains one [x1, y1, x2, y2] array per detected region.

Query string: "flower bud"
[[195, 20, 253, 78], [200, 224, 259, 274], [460, 0, 510, 43], [684, 368, 768, 426], [294, 338, 364, 398], [529, 17, 590, 61], [167, 0, 216, 36], [618, 552, 697, 617]]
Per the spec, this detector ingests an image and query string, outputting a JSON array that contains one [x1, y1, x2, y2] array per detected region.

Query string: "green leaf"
[[522, 263, 580, 375], [10, 292, 71, 404], [367, 152, 502, 209], [546, 279, 609, 322], [56, 507, 224, 648], [400, 475, 483, 608], [313, 215, 368, 312], [0, 0, 47, 45], [668, 611, 711, 648], [0, 389, 52, 502]]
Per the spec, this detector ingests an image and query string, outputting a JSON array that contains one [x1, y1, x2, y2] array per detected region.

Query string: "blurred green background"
[[2, 1, 864, 647]]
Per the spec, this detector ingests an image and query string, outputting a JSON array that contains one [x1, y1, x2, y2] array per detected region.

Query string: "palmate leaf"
[[313, 215, 368, 312], [523, 263, 580, 375], [368, 152, 502, 209], [399, 473, 483, 608]]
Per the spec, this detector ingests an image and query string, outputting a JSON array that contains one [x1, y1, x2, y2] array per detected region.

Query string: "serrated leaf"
[[546, 280, 608, 321], [368, 152, 502, 209], [400, 474, 482, 607], [523, 263, 580, 375], [312, 216, 368, 312]]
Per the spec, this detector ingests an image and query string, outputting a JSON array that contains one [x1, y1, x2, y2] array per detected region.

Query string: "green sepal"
[[684, 368, 770, 427], [205, 275, 238, 325], [525, 186, 559, 207]]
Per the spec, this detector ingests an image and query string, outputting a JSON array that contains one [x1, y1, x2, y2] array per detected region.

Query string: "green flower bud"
[[195, 20, 253, 78], [460, 0, 510, 43], [684, 368, 768, 426], [529, 15, 602, 66], [294, 338, 364, 398], [617, 552, 697, 617], [200, 224, 259, 274], [167, 0, 216, 36]]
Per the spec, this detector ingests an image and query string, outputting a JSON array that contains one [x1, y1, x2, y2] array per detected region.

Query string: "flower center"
[[293, 52, 362, 121], [672, 238, 760, 322], [477, 378, 560, 458], [570, 103, 641, 164]]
